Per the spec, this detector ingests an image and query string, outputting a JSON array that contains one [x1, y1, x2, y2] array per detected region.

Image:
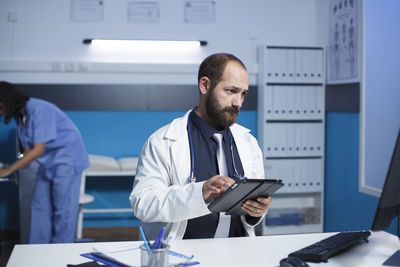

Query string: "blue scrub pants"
[[29, 164, 82, 244]]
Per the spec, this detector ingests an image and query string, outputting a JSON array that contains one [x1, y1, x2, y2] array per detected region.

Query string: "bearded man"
[[129, 53, 271, 240]]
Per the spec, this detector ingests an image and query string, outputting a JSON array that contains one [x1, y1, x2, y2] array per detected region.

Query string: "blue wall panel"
[[66, 111, 187, 158], [324, 112, 396, 235], [66, 110, 257, 159], [3, 110, 399, 235]]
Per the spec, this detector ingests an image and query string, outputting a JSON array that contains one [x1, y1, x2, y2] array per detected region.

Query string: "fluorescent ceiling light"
[[83, 39, 207, 49]]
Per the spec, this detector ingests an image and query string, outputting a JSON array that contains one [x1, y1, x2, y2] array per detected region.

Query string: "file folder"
[[81, 252, 130, 267]]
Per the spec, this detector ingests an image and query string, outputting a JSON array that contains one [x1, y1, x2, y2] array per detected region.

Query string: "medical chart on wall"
[[127, 2, 160, 24], [70, 0, 104, 23], [328, 0, 358, 83], [184, 0, 215, 24]]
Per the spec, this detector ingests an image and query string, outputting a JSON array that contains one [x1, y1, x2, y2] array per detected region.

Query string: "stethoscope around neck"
[[187, 117, 245, 183]]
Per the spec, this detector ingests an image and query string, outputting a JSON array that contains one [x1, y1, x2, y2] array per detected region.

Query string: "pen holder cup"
[[140, 244, 169, 267]]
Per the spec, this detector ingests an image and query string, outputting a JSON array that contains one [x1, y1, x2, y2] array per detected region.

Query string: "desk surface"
[[6, 231, 398, 267]]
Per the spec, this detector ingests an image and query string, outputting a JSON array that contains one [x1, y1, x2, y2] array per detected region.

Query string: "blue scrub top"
[[16, 98, 89, 177]]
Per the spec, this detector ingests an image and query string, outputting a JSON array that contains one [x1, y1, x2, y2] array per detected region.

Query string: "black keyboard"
[[289, 231, 371, 263]]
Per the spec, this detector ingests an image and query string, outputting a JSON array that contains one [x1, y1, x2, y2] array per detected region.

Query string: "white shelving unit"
[[258, 45, 325, 235], [76, 170, 136, 239]]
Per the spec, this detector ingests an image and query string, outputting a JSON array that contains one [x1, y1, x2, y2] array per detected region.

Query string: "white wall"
[[0, 0, 329, 84]]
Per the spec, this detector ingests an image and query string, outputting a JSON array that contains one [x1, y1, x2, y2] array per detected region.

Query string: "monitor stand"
[[383, 211, 400, 266]]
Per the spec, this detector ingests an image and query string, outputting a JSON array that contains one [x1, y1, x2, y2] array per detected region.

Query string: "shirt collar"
[[189, 107, 231, 142]]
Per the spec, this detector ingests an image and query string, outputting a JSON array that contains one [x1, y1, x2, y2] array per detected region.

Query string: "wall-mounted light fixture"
[[83, 39, 207, 49]]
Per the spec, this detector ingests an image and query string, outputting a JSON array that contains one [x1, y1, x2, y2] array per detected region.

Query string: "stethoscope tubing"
[[187, 116, 245, 183]]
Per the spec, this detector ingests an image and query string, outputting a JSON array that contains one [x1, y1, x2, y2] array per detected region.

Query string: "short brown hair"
[[198, 53, 246, 90]]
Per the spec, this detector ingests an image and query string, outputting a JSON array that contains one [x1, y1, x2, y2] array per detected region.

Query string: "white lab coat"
[[129, 110, 265, 240]]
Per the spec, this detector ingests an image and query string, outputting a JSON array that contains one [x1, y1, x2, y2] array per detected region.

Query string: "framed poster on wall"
[[328, 0, 359, 84]]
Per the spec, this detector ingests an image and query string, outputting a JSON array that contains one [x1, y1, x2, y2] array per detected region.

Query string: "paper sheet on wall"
[[70, 0, 104, 23], [328, 0, 358, 82], [127, 1, 160, 24], [184, 0, 215, 24]]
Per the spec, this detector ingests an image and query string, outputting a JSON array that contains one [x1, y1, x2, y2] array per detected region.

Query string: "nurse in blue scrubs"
[[0, 81, 89, 244]]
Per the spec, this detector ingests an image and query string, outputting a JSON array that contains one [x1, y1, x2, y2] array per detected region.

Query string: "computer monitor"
[[371, 128, 400, 265]]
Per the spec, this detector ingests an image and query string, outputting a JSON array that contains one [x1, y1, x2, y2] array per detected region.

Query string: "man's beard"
[[206, 90, 240, 129]]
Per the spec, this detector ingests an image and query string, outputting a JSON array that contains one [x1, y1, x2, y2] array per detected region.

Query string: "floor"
[[0, 227, 139, 267]]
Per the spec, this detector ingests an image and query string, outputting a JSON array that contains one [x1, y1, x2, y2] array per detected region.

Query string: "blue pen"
[[152, 226, 165, 249], [139, 226, 152, 255]]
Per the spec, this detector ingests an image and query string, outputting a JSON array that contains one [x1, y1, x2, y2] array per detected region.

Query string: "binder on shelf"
[[308, 86, 316, 119], [265, 86, 274, 119], [309, 159, 315, 191], [298, 86, 303, 118], [299, 49, 305, 83], [302, 125, 309, 155], [311, 86, 318, 119], [267, 48, 278, 82], [302, 86, 309, 119], [306, 49, 315, 83], [295, 49, 303, 82], [311, 159, 318, 190], [276, 124, 285, 157], [265, 48, 272, 79], [274, 86, 282, 119], [286, 86, 294, 119], [284, 86, 292, 118], [316, 159, 323, 190], [307, 86, 314, 119], [276, 86, 284, 118], [298, 124, 305, 156], [284, 124, 291, 157], [274, 125, 280, 155], [314, 49, 324, 82], [310, 123, 319, 155], [287, 123, 295, 156], [316, 86, 324, 117], [309, 124, 316, 154], [287, 49, 296, 82], [293, 86, 302, 120], [293, 159, 301, 190], [292, 123, 299, 157], [299, 159, 306, 190], [284, 124, 290, 156], [316, 123, 324, 154], [276, 48, 286, 83], [264, 124, 272, 154], [284, 160, 293, 192], [310, 50, 318, 83], [288, 160, 296, 190], [302, 49, 309, 83], [303, 159, 310, 191]]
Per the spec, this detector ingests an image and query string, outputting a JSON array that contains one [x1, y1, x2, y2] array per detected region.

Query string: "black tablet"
[[208, 178, 284, 216]]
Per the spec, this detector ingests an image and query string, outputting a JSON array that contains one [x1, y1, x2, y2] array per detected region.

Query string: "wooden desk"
[[6, 231, 398, 267]]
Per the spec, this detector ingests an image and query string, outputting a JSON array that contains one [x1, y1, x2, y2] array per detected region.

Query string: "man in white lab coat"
[[129, 53, 271, 240]]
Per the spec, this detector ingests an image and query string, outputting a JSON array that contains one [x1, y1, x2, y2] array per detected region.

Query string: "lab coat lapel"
[[165, 111, 191, 185], [230, 123, 252, 177]]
